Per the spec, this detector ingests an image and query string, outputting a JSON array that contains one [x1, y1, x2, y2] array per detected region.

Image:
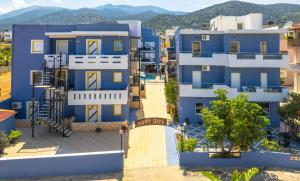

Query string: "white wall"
[[210, 13, 263, 31]]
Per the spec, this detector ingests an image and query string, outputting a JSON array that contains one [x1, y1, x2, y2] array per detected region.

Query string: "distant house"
[[0, 30, 12, 42], [141, 28, 161, 75], [210, 13, 263, 31], [177, 13, 289, 127]]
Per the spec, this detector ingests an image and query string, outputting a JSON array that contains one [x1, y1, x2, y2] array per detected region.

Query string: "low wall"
[[0, 98, 11, 109], [180, 152, 300, 170], [0, 115, 16, 133], [0, 151, 124, 180]]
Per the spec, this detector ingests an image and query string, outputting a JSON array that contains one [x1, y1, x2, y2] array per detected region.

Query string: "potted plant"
[[7, 130, 22, 144]]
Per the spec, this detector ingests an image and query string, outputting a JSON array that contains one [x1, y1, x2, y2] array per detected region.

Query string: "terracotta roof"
[[0, 109, 16, 122]]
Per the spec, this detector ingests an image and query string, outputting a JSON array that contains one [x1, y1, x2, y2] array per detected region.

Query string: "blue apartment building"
[[176, 15, 289, 127], [140, 28, 161, 75], [11, 22, 141, 132]]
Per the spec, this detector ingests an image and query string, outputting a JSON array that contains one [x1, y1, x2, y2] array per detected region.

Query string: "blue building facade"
[[176, 29, 289, 127], [11, 22, 139, 125], [141, 28, 161, 74]]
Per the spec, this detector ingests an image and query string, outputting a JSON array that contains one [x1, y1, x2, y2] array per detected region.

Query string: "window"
[[30, 70, 43, 85], [230, 41, 240, 53], [195, 103, 204, 114], [113, 72, 123, 83], [150, 42, 155, 48], [31, 40, 44, 54], [150, 53, 155, 59], [114, 104, 122, 116], [260, 41, 268, 54], [145, 53, 150, 59], [192, 41, 201, 57], [114, 40, 123, 51], [237, 23, 244, 30], [144, 42, 151, 49], [257, 103, 270, 116]]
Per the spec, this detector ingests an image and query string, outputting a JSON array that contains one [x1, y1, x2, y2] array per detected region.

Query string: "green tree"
[[200, 89, 270, 153], [261, 139, 281, 152], [177, 138, 197, 152], [165, 78, 178, 119], [0, 47, 12, 66], [279, 92, 300, 138]]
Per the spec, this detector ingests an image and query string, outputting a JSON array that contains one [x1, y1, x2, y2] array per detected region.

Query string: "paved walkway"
[[125, 81, 172, 169]]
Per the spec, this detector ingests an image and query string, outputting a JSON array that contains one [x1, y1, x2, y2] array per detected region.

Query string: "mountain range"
[[0, 1, 299, 32]]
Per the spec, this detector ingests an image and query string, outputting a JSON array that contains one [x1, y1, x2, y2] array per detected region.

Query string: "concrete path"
[[125, 81, 171, 169]]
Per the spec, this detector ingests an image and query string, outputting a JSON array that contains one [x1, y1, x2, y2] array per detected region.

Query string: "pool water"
[[140, 74, 156, 80]]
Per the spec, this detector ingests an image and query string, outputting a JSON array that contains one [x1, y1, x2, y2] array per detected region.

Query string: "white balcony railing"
[[68, 88, 128, 105], [69, 55, 128, 70], [179, 83, 288, 102], [44, 54, 67, 68], [178, 52, 288, 68]]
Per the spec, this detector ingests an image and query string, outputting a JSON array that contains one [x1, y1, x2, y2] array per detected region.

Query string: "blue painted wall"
[[141, 28, 161, 72], [179, 33, 280, 54], [180, 34, 224, 54], [224, 68, 280, 87], [0, 98, 12, 109], [73, 105, 128, 123], [180, 65, 225, 84], [223, 34, 280, 53], [180, 152, 300, 170], [179, 97, 280, 127], [0, 116, 16, 133], [74, 70, 128, 90], [0, 151, 124, 180]]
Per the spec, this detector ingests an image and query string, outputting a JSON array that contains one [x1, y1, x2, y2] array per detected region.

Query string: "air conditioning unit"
[[202, 65, 210, 71], [202, 35, 210, 41], [12, 102, 22, 110]]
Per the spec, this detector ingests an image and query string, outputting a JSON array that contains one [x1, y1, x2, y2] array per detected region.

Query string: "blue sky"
[[1, 0, 300, 14]]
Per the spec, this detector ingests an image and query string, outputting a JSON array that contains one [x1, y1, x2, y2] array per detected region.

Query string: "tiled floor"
[[3, 126, 128, 157], [125, 81, 171, 169], [0, 71, 11, 101]]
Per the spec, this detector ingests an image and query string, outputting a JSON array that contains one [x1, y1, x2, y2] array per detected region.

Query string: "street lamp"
[[119, 128, 124, 153]]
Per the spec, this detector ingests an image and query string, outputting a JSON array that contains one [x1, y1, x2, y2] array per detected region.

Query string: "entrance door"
[[85, 71, 101, 90], [231, 73, 241, 88], [192, 71, 202, 88], [86, 105, 101, 122], [261, 73, 268, 88], [86, 39, 101, 55], [56, 40, 68, 54]]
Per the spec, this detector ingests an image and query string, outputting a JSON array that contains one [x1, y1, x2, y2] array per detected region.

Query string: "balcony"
[[68, 88, 128, 105], [44, 54, 67, 68], [179, 83, 288, 102], [289, 63, 300, 72], [288, 39, 300, 47], [178, 52, 288, 68], [227, 53, 288, 68], [68, 55, 128, 70]]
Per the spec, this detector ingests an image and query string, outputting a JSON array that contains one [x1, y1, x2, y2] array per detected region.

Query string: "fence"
[[180, 152, 300, 170], [0, 151, 124, 180]]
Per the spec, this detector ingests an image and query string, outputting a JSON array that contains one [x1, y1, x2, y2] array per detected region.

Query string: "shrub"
[[7, 130, 22, 144], [0, 131, 8, 154], [261, 139, 281, 152], [177, 138, 197, 152]]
